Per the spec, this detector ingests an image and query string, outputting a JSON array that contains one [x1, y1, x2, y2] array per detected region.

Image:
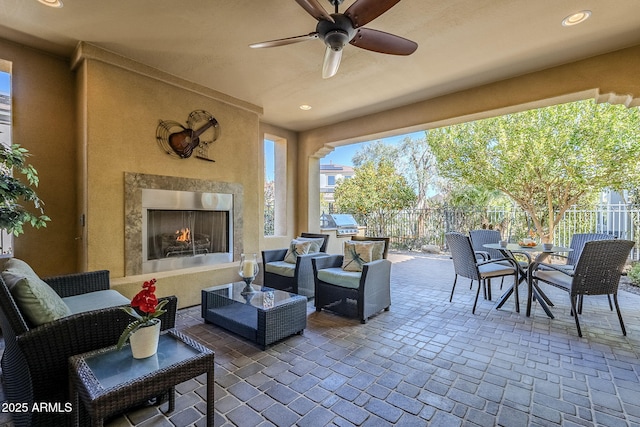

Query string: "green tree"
[[352, 141, 400, 168], [0, 144, 50, 236], [427, 100, 640, 242], [399, 136, 437, 209], [334, 160, 416, 235], [444, 185, 506, 208], [353, 136, 437, 209], [263, 179, 275, 236]]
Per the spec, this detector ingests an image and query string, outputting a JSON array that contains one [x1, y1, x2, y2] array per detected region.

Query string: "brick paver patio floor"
[[2, 251, 639, 426]]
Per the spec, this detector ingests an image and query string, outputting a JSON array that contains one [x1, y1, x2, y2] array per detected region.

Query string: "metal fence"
[[351, 203, 640, 261]]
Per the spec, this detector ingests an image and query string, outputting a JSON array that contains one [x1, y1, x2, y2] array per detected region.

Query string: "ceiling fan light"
[[562, 10, 591, 26], [322, 47, 342, 79], [37, 0, 63, 8]]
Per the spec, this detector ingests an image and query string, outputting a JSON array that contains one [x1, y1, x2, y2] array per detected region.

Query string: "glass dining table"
[[483, 243, 572, 318]]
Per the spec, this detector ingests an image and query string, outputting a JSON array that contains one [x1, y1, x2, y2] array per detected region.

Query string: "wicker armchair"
[[0, 269, 178, 427], [312, 237, 391, 323], [531, 239, 634, 337], [262, 233, 330, 298], [446, 232, 518, 314]]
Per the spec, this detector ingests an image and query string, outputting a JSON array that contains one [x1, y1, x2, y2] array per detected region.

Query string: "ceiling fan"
[[250, 0, 418, 79]]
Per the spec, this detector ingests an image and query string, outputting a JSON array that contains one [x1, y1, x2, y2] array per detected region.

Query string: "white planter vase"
[[129, 319, 161, 359]]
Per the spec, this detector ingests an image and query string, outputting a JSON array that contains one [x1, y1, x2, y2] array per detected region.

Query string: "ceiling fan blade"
[[350, 28, 417, 55], [322, 47, 342, 79], [295, 0, 334, 23], [344, 0, 402, 28], [250, 32, 318, 49]]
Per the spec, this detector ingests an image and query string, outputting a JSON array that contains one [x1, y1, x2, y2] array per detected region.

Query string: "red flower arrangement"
[[131, 278, 160, 314], [117, 278, 168, 350]]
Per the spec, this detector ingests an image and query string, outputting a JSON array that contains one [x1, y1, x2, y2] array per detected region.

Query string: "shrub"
[[628, 262, 640, 286]]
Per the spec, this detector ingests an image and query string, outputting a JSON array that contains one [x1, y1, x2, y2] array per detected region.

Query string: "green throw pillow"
[[1, 258, 38, 291], [284, 240, 313, 264], [2, 258, 71, 326]]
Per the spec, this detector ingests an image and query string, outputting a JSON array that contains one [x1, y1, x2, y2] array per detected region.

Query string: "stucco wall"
[[71, 44, 265, 307], [0, 39, 78, 276], [0, 40, 297, 308]]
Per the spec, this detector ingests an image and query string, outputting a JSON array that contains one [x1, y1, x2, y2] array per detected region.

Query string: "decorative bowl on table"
[[518, 238, 537, 247]]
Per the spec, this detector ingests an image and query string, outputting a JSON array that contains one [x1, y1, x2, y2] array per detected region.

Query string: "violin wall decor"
[[156, 110, 220, 162]]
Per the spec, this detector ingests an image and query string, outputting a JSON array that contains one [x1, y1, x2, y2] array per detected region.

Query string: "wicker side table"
[[69, 330, 214, 427], [202, 282, 307, 349]]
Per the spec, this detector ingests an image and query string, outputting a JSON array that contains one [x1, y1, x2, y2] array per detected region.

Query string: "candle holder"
[[238, 253, 259, 295]]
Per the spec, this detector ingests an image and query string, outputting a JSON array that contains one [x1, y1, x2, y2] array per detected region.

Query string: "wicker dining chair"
[[469, 229, 504, 295], [544, 233, 614, 310], [531, 239, 635, 337], [446, 232, 518, 314], [557, 233, 614, 270], [469, 229, 503, 261]]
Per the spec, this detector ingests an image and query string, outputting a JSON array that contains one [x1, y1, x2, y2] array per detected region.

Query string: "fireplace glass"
[[146, 210, 229, 260]]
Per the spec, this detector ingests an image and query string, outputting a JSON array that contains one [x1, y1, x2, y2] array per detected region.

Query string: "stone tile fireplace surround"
[[124, 172, 243, 276]]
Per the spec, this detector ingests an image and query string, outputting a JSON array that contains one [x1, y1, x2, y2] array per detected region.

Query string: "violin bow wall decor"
[[156, 110, 220, 162]]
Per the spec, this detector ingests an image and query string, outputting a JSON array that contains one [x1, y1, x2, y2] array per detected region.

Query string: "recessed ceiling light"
[[299, 104, 312, 111], [37, 0, 63, 7], [562, 10, 591, 27]]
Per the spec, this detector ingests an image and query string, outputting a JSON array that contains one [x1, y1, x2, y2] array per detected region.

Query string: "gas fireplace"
[[141, 188, 233, 273]]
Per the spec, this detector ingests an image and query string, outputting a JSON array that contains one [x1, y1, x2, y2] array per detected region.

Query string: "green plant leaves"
[[0, 144, 49, 235]]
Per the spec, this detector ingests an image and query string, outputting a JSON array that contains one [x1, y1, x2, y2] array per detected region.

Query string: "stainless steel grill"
[[320, 213, 359, 236]]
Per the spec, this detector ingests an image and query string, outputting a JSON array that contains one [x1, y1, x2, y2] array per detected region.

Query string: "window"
[[0, 63, 13, 256], [327, 175, 335, 186], [264, 139, 275, 236], [264, 135, 287, 236]]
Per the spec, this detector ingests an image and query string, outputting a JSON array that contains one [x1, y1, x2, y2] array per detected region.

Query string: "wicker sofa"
[[312, 236, 391, 323], [0, 258, 178, 427]]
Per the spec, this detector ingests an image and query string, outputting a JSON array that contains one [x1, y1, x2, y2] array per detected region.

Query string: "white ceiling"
[[2, 0, 640, 132]]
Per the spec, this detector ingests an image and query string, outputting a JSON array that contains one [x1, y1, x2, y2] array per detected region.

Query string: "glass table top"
[[84, 334, 200, 389], [203, 282, 303, 310]]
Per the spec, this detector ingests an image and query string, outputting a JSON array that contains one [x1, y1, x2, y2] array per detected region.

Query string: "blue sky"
[[265, 131, 424, 181], [0, 72, 9, 95], [321, 131, 424, 166]]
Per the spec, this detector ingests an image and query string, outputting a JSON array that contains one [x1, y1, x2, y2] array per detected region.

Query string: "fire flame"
[[175, 228, 190, 242]]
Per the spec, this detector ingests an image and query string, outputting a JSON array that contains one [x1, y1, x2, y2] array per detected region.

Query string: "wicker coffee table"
[[201, 282, 307, 349], [69, 330, 214, 427]]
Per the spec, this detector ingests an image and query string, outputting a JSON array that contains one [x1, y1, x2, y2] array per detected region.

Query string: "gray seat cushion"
[[478, 263, 514, 278], [265, 261, 296, 278], [63, 289, 130, 315], [534, 270, 572, 291], [317, 267, 361, 289]]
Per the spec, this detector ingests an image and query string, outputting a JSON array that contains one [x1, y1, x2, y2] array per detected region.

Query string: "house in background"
[[320, 163, 354, 207]]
